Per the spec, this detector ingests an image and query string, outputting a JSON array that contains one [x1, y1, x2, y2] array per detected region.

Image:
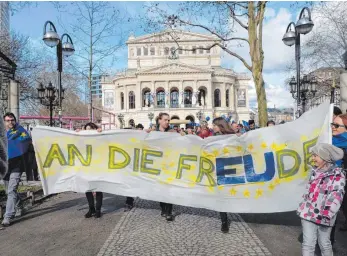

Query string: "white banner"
[[32, 103, 332, 213]]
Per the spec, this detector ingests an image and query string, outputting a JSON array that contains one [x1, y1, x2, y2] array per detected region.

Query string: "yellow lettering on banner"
[[196, 157, 217, 186], [140, 149, 163, 175], [67, 144, 92, 166], [43, 144, 67, 168], [108, 146, 130, 169], [176, 154, 198, 179], [133, 148, 140, 172]]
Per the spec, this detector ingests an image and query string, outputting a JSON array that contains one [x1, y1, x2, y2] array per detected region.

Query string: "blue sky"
[[10, 1, 309, 108]]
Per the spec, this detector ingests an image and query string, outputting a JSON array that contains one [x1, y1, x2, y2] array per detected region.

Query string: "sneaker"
[[166, 214, 174, 222], [15, 208, 23, 218], [221, 222, 229, 233], [1, 218, 10, 227], [124, 203, 133, 212]]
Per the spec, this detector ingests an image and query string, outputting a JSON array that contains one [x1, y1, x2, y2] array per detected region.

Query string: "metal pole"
[[302, 95, 306, 113], [295, 33, 301, 109], [57, 41, 63, 128], [49, 101, 53, 127], [331, 87, 335, 104]]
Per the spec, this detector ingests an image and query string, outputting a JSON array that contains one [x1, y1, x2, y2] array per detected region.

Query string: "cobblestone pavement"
[[98, 199, 271, 256]]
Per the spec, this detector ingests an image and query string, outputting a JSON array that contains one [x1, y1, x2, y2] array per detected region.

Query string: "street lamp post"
[[117, 113, 124, 129], [148, 112, 154, 125], [196, 110, 203, 123], [283, 7, 314, 113], [43, 21, 75, 128], [289, 75, 317, 114], [37, 82, 64, 127]]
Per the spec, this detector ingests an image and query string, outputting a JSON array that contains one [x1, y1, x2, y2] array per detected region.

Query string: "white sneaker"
[[1, 218, 10, 227], [15, 208, 23, 217]]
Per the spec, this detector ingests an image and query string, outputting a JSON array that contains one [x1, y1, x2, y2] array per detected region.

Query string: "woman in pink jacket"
[[297, 143, 345, 256]]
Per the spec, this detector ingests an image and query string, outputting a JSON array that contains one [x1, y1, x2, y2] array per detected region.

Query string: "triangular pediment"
[[127, 30, 220, 44], [137, 62, 212, 75]]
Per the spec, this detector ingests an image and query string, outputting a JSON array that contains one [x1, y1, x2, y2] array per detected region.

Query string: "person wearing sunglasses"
[[331, 114, 347, 235]]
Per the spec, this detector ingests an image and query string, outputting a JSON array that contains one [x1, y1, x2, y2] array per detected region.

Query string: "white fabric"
[[32, 103, 332, 213]]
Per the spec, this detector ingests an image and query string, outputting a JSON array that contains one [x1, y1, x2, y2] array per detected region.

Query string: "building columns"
[[9, 80, 19, 120]]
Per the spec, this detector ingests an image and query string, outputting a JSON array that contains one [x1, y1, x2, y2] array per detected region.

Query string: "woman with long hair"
[[81, 122, 103, 218], [212, 117, 235, 233]]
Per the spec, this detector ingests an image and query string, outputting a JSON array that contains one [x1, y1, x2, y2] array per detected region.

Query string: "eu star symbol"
[[20, 132, 27, 137], [268, 183, 275, 191], [229, 187, 237, 196], [243, 189, 251, 198], [247, 144, 254, 151], [222, 147, 230, 155], [261, 142, 267, 149], [255, 188, 263, 198], [10, 130, 17, 135], [236, 146, 243, 152]]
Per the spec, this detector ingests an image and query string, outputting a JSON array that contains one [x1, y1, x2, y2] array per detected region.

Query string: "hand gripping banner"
[[32, 103, 332, 213]]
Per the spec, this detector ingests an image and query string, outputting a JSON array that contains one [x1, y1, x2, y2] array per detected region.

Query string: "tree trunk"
[[248, 1, 268, 127]]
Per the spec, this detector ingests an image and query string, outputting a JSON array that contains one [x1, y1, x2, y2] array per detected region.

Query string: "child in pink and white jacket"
[[297, 143, 345, 256]]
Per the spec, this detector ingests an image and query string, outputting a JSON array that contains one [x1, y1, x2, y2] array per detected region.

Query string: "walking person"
[[2, 112, 31, 226], [212, 117, 235, 233], [297, 143, 345, 256]]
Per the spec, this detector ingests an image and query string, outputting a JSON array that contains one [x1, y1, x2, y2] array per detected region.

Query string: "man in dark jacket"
[[2, 112, 31, 226]]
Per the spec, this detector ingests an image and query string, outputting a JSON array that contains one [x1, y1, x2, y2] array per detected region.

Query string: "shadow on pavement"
[[240, 211, 301, 226], [11, 193, 126, 225]]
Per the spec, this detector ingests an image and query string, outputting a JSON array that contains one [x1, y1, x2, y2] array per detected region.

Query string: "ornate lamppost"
[[117, 113, 124, 129], [289, 75, 317, 115], [282, 7, 314, 112], [37, 82, 64, 127], [43, 21, 75, 127], [196, 110, 203, 123], [148, 112, 154, 125]]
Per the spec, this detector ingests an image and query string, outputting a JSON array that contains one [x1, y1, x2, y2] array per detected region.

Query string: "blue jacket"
[[332, 133, 347, 167]]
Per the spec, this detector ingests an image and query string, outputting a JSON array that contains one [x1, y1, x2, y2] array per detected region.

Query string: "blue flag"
[[7, 124, 31, 159], [242, 120, 249, 129], [332, 132, 347, 167]]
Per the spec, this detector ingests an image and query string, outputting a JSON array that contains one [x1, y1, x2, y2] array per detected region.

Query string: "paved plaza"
[[98, 199, 271, 256]]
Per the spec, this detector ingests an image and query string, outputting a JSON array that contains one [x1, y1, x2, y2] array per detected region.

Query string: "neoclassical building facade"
[[102, 30, 250, 128]]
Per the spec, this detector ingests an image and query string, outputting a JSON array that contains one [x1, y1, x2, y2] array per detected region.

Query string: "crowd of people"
[[1, 108, 347, 255]]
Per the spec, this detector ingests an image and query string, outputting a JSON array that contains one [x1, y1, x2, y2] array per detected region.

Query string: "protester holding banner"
[[297, 143, 345, 256], [155, 113, 174, 221], [81, 122, 104, 218], [2, 113, 31, 227], [212, 117, 235, 233]]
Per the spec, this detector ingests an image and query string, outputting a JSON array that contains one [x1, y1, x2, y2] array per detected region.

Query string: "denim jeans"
[[301, 219, 333, 256], [4, 171, 22, 219]]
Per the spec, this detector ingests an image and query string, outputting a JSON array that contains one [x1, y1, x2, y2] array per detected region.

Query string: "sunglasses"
[[330, 123, 346, 129]]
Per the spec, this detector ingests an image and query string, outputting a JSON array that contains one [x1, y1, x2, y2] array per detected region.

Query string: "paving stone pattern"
[[98, 199, 271, 256]]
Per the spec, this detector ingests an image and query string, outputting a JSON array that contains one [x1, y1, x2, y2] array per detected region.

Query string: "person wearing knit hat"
[[297, 143, 345, 256]]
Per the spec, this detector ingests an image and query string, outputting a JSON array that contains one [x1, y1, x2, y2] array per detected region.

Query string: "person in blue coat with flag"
[[2, 112, 31, 227]]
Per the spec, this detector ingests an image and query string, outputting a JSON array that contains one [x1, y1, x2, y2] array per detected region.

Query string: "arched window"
[[226, 89, 229, 107], [184, 89, 192, 107], [198, 89, 206, 106], [164, 47, 169, 55], [157, 90, 165, 108], [120, 92, 124, 110], [142, 89, 151, 107], [170, 89, 179, 108], [214, 89, 221, 107], [129, 91, 135, 109]]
